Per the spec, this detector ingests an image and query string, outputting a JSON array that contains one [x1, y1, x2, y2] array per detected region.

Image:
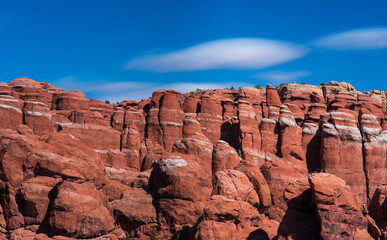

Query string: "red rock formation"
[[237, 100, 262, 163], [369, 186, 387, 239], [212, 140, 241, 174], [277, 178, 321, 240], [193, 195, 263, 240], [309, 173, 372, 240], [319, 111, 367, 204], [57, 122, 121, 150], [146, 90, 164, 146], [278, 173, 374, 240], [235, 161, 272, 211], [149, 153, 212, 233], [0, 95, 23, 130], [111, 188, 157, 238], [49, 181, 115, 238], [278, 105, 305, 163], [266, 84, 282, 107], [124, 103, 146, 141], [111, 107, 125, 131], [159, 90, 185, 151], [260, 154, 308, 221], [213, 169, 260, 208], [0, 78, 384, 239], [23, 101, 54, 135], [197, 95, 223, 144], [360, 113, 387, 199], [173, 116, 213, 174]]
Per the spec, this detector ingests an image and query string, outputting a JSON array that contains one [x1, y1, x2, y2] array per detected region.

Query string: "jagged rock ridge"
[[0, 77, 386, 239]]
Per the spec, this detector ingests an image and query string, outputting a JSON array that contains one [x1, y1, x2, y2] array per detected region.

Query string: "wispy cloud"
[[86, 81, 154, 92], [125, 38, 309, 72], [313, 27, 387, 50], [98, 82, 227, 102], [54, 76, 252, 102], [251, 70, 311, 83], [97, 81, 253, 102]]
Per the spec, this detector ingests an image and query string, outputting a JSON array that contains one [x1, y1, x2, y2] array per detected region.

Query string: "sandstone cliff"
[[0, 77, 386, 240]]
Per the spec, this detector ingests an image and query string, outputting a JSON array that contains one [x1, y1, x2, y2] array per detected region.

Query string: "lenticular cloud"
[[125, 38, 309, 72], [313, 27, 387, 50]]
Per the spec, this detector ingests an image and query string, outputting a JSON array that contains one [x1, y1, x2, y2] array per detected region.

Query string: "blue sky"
[[0, 0, 386, 101]]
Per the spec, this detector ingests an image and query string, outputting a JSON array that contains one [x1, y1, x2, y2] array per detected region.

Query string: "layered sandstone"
[[0, 77, 385, 239]]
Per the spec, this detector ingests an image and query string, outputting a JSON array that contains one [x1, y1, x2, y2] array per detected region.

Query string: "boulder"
[[49, 181, 115, 238], [111, 188, 157, 238], [278, 178, 321, 240], [149, 153, 212, 232], [213, 169, 260, 208], [260, 154, 308, 221], [18, 176, 61, 225], [235, 161, 271, 211], [172, 132, 213, 174], [212, 140, 241, 174], [368, 186, 387, 239], [193, 195, 265, 240], [309, 173, 372, 240]]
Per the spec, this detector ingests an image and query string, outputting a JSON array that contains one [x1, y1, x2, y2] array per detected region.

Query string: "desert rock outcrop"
[[0, 77, 385, 239]]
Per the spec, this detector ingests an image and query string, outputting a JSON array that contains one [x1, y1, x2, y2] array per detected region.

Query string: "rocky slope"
[[0, 77, 386, 240]]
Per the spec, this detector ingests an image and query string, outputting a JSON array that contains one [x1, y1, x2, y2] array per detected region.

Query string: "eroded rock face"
[[212, 140, 241, 174], [278, 173, 374, 240], [193, 195, 262, 240], [197, 95, 223, 144], [319, 111, 367, 204], [111, 188, 157, 238], [213, 169, 260, 208], [235, 160, 271, 211], [193, 195, 278, 240], [23, 101, 54, 135], [49, 181, 115, 239], [360, 113, 387, 199], [369, 186, 387, 239], [159, 90, 185, 152], [277, 178, 321, 240], [0, 95, 23, 130], [149, 153, 212, 233], [260, 154, 308, 221], [309, 173, 372, 240], [0, 78, 385, 239]]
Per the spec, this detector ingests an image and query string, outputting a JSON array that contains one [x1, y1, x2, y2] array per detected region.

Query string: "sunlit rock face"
[[0, 77, 385, 239]]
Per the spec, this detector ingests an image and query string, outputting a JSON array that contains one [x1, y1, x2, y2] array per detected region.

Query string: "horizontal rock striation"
[[0, 77, 385, 239]]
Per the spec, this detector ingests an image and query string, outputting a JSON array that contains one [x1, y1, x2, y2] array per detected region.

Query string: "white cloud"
[[313, 27, 387, 50], [125, 38, 309, 72], [53, 76, 252, 102], [251, 70, 311, 83], [86, 81, 153, 92], [95, 81, 253, 102]]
